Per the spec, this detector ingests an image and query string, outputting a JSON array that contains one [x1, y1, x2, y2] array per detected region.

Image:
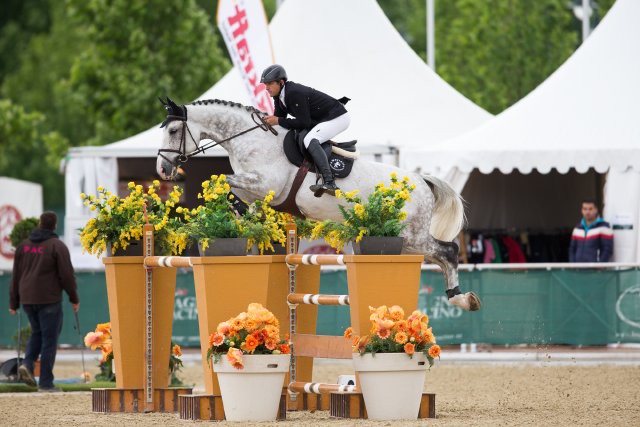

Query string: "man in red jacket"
[[9, 211, 79, 392]]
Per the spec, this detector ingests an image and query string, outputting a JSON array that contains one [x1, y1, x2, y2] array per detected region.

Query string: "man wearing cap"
[[261, 64, 351, 196]]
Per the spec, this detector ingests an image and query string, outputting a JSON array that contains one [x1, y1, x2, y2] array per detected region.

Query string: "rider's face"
[[264, 80, 282, 97]]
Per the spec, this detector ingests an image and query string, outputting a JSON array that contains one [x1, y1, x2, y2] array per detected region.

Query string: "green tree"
[[0, 99, 69, 207], [379, 0, 579, 114], [2, 1, 90, 146], [63, 0, 230, 146], [0, 0, 53, 84]]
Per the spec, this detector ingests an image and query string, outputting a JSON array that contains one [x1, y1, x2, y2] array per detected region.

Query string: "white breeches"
[[303, 112, 351, 148]]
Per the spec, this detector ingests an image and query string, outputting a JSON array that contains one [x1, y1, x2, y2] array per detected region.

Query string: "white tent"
[[400, 0, 640, 262]]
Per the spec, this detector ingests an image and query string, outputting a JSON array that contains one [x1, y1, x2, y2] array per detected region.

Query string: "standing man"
[[569, 200, 614, 262], [9, 211, 79, 392], [261, 64, 351, 196]]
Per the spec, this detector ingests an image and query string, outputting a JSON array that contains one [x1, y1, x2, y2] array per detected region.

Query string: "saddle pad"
[[283, 130, 356, 179]]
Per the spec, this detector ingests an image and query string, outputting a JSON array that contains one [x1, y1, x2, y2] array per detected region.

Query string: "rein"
[[158, 111, 278, 168]]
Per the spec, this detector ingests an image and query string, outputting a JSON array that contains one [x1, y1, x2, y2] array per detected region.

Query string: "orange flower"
[[388, 305, 405, 321], [264, 325, 279, 339], [422, 327, 435, 344], [265, 337, 277, 350], [216, 322, 230, 335], [356, 335, 370, 351], [84, 332, 106, 350], [395, 320, 409, 332], [428, 344, 441, 358], [231, 317, 245, 330], [245, 319, 258, 331], [227, 348, 244, 370], [172, 344, 182, 357], [95, 322, 111, 339], [351, 335, 360, 347], [244, 335, 259, 352], [394, 331, 408, 345], [377, 328, 390, 339], [344, 327, 354, 340], [279, 343, 291, 354], [211, 333, 225, 347], [376, 318, 394, 330], [404, 342, 415, 355]]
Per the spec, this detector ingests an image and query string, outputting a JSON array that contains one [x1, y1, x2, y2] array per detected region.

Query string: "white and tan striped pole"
[[144, 256, 193, 268], [285, 254, 346, 266], [287, 293, 350, 306], [289, 381, 357, 395]]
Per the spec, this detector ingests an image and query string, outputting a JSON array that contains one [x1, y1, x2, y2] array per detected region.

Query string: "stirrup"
[[310, 182, 339, 197]]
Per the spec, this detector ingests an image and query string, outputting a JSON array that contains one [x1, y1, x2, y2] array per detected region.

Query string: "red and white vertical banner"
[[217, 0, 275, 114]]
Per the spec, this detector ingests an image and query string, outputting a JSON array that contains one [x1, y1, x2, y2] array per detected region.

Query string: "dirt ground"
[[0, 361, 638, 426]]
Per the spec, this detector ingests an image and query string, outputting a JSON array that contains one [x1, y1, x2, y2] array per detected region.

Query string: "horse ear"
[[167, 97, 178, 108], [159, 96, 168, 106]]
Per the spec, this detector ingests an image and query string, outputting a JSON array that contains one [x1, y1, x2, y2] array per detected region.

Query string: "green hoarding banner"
[[1, 267, 639, 348]]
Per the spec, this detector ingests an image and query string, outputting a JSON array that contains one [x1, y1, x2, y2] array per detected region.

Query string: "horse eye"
[[169, 128, 178, 134]]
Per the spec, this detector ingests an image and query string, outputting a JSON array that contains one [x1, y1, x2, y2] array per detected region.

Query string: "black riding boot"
[[307, 139, 339, 196]]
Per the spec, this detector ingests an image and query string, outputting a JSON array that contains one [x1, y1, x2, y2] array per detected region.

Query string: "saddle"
[[272, 130, 359, 218], [282, 129, 357, 178]]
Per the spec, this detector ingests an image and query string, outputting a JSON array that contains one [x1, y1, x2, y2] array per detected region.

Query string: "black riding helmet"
[[260, 64, 287, 84]]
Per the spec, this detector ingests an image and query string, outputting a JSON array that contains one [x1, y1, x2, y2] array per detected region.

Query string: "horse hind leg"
[[425, 238, 481, 311]]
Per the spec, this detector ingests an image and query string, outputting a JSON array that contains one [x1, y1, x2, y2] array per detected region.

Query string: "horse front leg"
[[225, 172, 262, 190]]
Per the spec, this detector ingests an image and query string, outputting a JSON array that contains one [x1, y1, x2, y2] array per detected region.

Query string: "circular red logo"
[[0, 205, 23, 259]]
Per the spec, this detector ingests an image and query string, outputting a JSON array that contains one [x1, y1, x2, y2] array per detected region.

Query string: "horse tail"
[[423, 175, 465, 241]]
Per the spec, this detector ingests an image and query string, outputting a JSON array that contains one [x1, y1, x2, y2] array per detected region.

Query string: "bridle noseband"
[[158, 109, 278, 172]]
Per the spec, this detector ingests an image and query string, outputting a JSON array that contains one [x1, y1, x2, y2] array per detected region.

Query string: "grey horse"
[[156, 98, 480, 311]]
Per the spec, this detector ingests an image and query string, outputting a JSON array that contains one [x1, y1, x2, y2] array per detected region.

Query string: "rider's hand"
[[72, 303, 80, 312], [264, 115, 279, 126], [9, 309, 16, 315]]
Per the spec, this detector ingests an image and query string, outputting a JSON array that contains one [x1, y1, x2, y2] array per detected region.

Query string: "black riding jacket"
[[273, 81, 348, 131]]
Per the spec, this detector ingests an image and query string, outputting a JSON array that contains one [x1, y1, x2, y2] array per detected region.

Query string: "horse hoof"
[[467, 292, 482, 311]]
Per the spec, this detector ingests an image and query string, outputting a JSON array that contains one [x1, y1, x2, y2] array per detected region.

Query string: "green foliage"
[[378, 0, 584, 114], [63, 0, 230, 146], [12, 325, 31, 353], [9, 217, 39, 248], [293, 217, 317, 240], [0, 99, 69, 207], [95, 351, 115, 382], [311, 173, 415, 251]]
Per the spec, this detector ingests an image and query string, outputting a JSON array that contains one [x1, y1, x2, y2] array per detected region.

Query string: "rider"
[[261, 65, 351, 196]]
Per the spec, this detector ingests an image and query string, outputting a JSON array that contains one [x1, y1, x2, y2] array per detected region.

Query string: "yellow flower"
[[80, 193, 86, 199], [97, 186, 104, 192], [354, 204, 365, 218], [390, 172, 398, 179], [344, 190, 359, 198], [335, 189, 343, 198], [128, 182, 135, 188], [153, 179, 160, 186], [202, 181, 210, 188]]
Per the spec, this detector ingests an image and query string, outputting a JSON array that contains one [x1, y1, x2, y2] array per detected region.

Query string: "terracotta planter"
[[352, 352, 427, 420], [352, 236, 404, 255], [197, 238, 248, 256], [213, 354, 290, 421], [103, 256, 177, 389]]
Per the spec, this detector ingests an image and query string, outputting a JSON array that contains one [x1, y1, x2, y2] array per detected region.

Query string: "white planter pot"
[[213, 353, 290, 421], [352, 352, 428, 420]]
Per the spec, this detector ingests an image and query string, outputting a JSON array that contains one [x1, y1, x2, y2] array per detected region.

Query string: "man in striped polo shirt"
[[569, 200, 613, 262]]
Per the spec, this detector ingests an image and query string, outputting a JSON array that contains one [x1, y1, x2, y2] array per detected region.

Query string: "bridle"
[[157, 109, 278, 172]]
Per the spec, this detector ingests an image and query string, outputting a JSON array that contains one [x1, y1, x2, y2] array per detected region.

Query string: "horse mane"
[[190, 99, 263, 115]]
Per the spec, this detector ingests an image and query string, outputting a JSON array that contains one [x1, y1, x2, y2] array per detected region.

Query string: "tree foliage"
[[378, 0, 616, 114], [0, 99, 69, 206], [63, 0, 230, 146]]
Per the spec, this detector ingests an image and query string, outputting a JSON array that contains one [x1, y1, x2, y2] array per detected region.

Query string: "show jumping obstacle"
[[283, 225, 436, 419], [92, 222, 192, 414], [95, 220, 435, 419]]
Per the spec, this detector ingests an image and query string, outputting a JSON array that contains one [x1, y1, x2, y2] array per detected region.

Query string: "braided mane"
[[190, 99, 264, 114]]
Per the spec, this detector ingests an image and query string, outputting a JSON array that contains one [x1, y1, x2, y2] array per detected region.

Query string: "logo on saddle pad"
[[329, 158, 346, 172]]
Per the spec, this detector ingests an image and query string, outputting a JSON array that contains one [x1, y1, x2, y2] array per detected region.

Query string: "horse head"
[[156, 97, 206, 180]]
